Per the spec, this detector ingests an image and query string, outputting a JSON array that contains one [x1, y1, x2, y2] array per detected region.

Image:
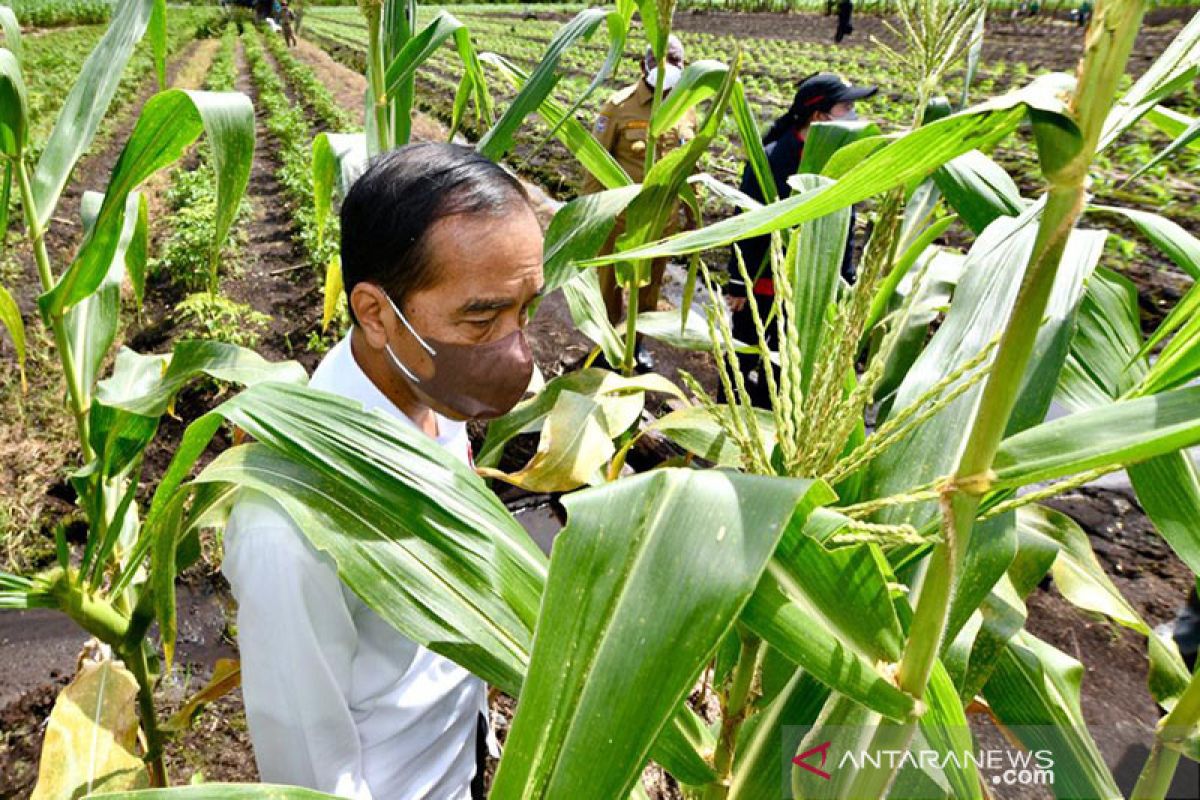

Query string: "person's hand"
[[725, 295, 747, 312]]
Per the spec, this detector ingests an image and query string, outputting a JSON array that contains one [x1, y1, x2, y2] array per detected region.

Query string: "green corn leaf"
[[1090, 204, 1200, 280], [1017, 504, 1191, 707], [311, 131, 367, 248], [65, 190, 146, 396], [1128, 115, 1200, 183], [481, 51, 630, 191], [148, 0, 166, 90], [164, 381, 716, 785], [643, 404, 776, 468], [729, 669, 829, 800], [30, 0, 154, 228], [729, 79, 776, 204], [1143, 104, 1200, 150], [477, 367, 681, 469], [0, 46, 27, 158], [933, 149, 1024, 233], [990, 384, 1200, 490], [580, 74, 1074, 265], [1099, 11, 1200, 153], [560, 268, 625, 367], [651, 59, 728, 137], [489, 469, 830, 799], [984, 631, 1122, 800], [535, 4, 632, 156], [798, 119, 883, 175], [0, 6, 22, 63], [0, 283, 23, 387], [476, 8, 608, 161], [39, 89, 254, 320], [864, 206, 1104, 528], [542, 184, 640, 297], [741, 562, 917, 722], [789, 175, 851, 395]]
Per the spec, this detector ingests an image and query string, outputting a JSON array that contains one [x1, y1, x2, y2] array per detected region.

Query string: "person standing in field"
[[581, 35, 698, 373], [222, 143, 543, 800], [280, 0, 296, 47], [722, 73, 876, 407], [834, 0, 854, 43]]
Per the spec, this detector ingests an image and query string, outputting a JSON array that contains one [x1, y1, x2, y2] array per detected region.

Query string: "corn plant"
[[0, 0, 296, 792], [73, 1, 1200, 799]]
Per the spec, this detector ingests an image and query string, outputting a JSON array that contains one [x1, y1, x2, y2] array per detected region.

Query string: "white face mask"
[[645, 63, 682, 92]]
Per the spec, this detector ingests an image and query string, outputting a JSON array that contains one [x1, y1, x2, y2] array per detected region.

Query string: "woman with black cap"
[[721, 72, 877, 407]]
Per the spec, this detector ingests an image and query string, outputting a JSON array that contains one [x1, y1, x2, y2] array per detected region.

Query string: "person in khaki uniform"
[[583, 35, 698, 372]]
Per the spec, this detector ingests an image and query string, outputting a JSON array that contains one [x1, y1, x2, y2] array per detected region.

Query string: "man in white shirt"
[[222, 142, 544, 799]]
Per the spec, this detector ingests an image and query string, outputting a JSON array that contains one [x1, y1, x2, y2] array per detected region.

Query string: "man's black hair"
[[340, 142, 533, 323]]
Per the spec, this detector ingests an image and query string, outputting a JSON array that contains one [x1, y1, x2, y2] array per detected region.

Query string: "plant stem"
[[622, 272, 639, 375], [364, 7, 389, 153], [705, 631, 763, 800], [840, 2, 1147, 796], [1132, 665, 1200, 799], [15, 159, 93, 460], [123, 640, 168, 787]]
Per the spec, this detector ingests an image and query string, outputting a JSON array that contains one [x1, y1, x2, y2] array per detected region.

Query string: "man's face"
[[396, 207, 544, 357]]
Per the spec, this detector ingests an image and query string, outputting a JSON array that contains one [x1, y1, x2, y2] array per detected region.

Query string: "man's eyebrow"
[[458, 288, 545, 315]]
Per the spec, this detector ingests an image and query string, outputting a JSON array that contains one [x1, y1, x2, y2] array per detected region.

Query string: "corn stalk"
[[842, 1, 1149, 795]]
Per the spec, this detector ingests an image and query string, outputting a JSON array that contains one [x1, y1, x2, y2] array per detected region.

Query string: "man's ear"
[[350, 283, 392, 350]]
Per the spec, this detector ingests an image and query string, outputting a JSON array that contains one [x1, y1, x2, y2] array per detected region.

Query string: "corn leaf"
[[66, 191, 146, 396], [148, 0, 166, 90], [171, 381, 716, 785], [0, 6, 21, 63], [0, 46, 26, 158], [30, 0, 154, 228], [864, 206, 1104, 527], [1099, 11, 1200, 152], [40, 89, 254, 320], [476, 8, 607, 161], [984, 631, 1121, 799], [932, 149, 1024, 233], [477, 367, 681, 469], [1144, 104, 1200, 150], [31, 659, 147, 800], [311, 132, 367, 249], [0, 283, 23, 386], [478, 388, 643, 492], [542, 184, 640, 296], [490, 469, 830, 799], [990, 384, 1200, 489], [481, 51, 630, 191], [1090, 203, 1200, 280], [580, 74, 1074, 265], [798, 119, 883, 175]]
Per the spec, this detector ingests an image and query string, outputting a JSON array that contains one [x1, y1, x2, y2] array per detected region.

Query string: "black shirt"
[[726, 126, 855, 295]]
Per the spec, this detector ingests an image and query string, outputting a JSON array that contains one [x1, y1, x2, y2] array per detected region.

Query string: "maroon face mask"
[[383, 292, 534, 420]]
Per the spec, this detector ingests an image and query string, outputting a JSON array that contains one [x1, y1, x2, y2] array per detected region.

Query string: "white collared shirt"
[[221, 333, 498, 799]]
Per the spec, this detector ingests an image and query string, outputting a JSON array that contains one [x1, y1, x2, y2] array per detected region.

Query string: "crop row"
[[303, 5, 1198, 226]]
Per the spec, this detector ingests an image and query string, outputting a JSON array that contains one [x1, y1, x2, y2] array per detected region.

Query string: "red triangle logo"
[[793, 740, 833, 780]]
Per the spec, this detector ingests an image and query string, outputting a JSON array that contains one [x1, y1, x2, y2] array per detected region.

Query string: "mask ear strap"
[[384, 292, 437, 356], [385, 343, 423, 384]]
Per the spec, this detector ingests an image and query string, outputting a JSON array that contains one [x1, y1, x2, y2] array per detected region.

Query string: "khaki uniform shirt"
[[582, 79, 699, 194]]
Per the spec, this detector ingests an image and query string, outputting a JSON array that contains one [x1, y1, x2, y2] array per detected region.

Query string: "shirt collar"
[[311, 332, 467, 449], [635, 78, 655, 106]]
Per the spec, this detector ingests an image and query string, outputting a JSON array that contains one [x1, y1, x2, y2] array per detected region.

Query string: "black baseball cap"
[[791, 73, 878, 112]]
